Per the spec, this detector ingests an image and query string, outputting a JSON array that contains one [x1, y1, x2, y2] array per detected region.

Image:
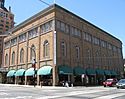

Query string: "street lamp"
[[32, 58, 36, 87]]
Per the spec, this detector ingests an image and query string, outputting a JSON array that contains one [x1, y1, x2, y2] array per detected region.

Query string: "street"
[[0, 84, 125, 99]]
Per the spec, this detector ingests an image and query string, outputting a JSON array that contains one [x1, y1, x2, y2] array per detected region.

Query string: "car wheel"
[[117, 87, 119, 89]]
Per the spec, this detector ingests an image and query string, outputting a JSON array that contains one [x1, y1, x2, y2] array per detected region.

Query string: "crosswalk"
[[0, 87, 125, 99], [36, 88, 125, 99]]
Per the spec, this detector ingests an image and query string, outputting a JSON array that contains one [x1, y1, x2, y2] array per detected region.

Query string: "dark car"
[[103, 78, 117, 87], [116, 79, 125, 89]]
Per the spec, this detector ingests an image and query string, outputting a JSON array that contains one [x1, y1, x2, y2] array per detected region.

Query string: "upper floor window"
[[4, 41, 10, 48], [107, 43, 112, 50], [43, 40, 50, 57], [28, 27, 38, 39], [40, 20, 53, 34], [19, 33, 26, 42], [5, 53, 8, 65], [56, 20, 61, 29], [30, 45, 36, 61], [20, 48, 24, 63], [11, 51, 15, 65], [60, 22, 65, 32], [11, 38, 17, 46], [61, 41, 67, 57], [65, 24, 70, 34], [101, 40, 107, 48]]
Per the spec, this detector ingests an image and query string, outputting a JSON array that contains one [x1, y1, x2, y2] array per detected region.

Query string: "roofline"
[[10, 4, 122, 43], [54, 4, 122, 43], [12, 4, 55, 33]]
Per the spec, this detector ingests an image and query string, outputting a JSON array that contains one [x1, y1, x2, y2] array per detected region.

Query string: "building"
[[3, 4, 123, 86], [0, 0, 14, 83]]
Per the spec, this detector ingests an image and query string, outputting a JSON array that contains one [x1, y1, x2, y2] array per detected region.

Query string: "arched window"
[[76, 46, 80, 59], [61, 41, 66, 57], [43, 40, 50, 57], [20, 48, 24, 63], [5, 54, 8, 65], [11, 51, 15, 65], [30, 45, 36, 60]]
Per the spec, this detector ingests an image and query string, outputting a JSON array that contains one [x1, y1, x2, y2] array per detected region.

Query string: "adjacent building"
[[0, 0, 14, 83], [3, 4, 123, 86]]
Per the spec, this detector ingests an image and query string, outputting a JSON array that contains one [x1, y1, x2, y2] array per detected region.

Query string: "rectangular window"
[[4, 41, 10, 48], [11, 38, 17, 46], [28, 27, 38, 39], [65, 24, 70, 33], [60, 22, 65, 32], [56, 20, 61, 29], [19, 33, 26, 42]]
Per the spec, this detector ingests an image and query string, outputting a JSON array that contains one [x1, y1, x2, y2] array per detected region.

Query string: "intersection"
[[0, 84, 125, 99]]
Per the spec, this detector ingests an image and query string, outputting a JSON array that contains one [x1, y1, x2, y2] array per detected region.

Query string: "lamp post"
[[32, 58, 36, 87]]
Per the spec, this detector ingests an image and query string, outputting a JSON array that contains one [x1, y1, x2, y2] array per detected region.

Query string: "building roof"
[[10, 4, 122, 43]]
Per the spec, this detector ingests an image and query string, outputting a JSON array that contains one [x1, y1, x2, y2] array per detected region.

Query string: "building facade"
[[0, 0, 14, 83], [3, 4, 123, 86]]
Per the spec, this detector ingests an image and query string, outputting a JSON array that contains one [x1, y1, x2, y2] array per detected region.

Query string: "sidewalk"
[[0, 83, 73, 89], [0, 83, 103, 90]]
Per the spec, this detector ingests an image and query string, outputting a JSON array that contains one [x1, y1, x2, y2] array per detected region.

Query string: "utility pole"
[[38, 0, 50, 6]]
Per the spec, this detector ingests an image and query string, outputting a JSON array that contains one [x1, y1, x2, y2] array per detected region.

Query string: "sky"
[[5, 0, 125, 58]]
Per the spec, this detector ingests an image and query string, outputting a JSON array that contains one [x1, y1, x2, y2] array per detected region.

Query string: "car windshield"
[[106, 79, 113, 82], [118, 79, 125, 83]]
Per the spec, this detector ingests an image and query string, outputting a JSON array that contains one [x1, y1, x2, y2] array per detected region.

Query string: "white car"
[[116, 79, 125, 89]]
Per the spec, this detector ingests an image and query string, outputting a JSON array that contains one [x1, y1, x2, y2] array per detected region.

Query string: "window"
[[19, 33, 26, 42], [11, 51, 15, 65], [30, 45, 36, 61], [60, 22, 65, 32], [43, 40, 50, 57], [65, 24, 70, 33], [4, 41, 10, 48], [40, 20, 53, 34], [56, 20, 61, 29], [5, 54, 8, 65], [11, 38, 17, 46], [28, 27, 38, 39], [76, 46, 80, 59], [87, 49, 91, 61], [61, 42, 66, 57], [20, 48, 24, 63], [108, 43, 112, 50]]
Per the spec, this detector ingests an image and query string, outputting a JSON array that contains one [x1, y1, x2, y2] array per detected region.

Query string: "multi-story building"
[[0, 0, 14, 83], [3, 4, 123, 86]]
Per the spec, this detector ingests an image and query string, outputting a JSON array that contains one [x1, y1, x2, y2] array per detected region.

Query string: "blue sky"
[[5, 0, 125, 58]]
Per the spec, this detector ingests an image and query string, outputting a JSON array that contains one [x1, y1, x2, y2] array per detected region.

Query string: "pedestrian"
[[65, 81, 69, 88]]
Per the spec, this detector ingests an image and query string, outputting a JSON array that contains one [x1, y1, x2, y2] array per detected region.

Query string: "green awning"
[[15, 69, 25, 76], [104, 70, 111, 75], [58, 65, 73, 75], [74, 67, 86, 75], [7, 70, 16, 77], [86, 68, 96, 75], [96, 69, 104, 75], [111, 71, 118, 75], [37, 66, 52, 75], [25, 68, 35, 76]]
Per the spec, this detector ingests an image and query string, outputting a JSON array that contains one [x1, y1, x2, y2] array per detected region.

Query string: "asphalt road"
[[0, 84, 125, 99]]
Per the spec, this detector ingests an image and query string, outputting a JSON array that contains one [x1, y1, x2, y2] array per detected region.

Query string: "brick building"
[[3, 4, 123, 86], [0, 0, 14, 83]]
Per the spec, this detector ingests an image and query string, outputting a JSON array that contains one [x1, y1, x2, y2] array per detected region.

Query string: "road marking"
[[0, 92, 8, 96], [36, 89, 107, 99], [93, 93, 125, 99]]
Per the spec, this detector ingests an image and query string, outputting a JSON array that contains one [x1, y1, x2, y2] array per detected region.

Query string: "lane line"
[[93, 93, 125, 99], [36, 89, 107, 99]]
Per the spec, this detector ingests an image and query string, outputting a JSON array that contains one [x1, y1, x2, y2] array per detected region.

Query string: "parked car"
[[116, 79, 125, 89], [103, 78, 117, 87]]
